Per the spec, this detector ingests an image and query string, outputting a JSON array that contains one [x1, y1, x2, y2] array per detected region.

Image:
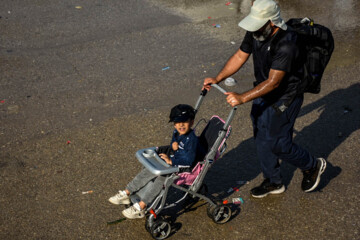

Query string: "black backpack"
[[287, 18, 334, 94]]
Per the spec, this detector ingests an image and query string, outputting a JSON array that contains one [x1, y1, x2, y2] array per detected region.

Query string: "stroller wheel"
[[150, 219, 171, 240], [208, 204, 232, 224]]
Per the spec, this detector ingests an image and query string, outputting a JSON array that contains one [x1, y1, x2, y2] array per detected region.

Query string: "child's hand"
[[172, 142, 179, 151], [159, 153, 172, 165]]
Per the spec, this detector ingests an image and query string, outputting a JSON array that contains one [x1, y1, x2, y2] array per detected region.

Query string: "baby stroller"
[[134, 84, 237, 239]]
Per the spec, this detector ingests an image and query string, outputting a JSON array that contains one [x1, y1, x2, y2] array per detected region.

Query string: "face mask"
[[253, 23, 273, 41]]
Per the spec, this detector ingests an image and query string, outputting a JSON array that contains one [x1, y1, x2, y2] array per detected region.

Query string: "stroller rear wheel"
[[207, 204, 232, 224], [150, 219, 171, 240]]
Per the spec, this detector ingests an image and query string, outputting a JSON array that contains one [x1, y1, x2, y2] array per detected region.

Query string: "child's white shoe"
[[108, 190, 130, 205], [122, 204, 145, 219]]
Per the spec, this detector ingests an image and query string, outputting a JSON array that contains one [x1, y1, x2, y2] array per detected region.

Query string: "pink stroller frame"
[[133, 84, 237, 239]]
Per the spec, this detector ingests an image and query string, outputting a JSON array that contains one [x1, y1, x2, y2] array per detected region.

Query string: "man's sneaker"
[[251, 178, 285, 198], [108, 191, 130, 205], [122, 205, 145, 219], [302, 158, 327, 192]]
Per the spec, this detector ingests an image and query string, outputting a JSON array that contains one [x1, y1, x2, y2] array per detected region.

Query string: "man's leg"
[[272, 97, 326, 192], [270, 96, 316, 170], [255, 137, 282, 184], [250, 99, 285, 198], [250, 97, 325, 196]]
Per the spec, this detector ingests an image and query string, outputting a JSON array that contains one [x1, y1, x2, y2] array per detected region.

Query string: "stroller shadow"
[[156, 84, 359, 233], [205, 83, 360, 198], [160, 187, 242, 232]]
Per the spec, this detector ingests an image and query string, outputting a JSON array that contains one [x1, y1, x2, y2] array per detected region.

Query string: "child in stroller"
[[109, 104, 203, 219], [109, 84, 236, 239]]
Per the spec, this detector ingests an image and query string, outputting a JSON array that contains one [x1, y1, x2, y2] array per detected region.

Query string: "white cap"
[[238, 0, 287, 32]]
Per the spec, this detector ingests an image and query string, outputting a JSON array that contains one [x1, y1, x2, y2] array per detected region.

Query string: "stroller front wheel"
[[208, 204, 232, 224], [150, 219, 172, 240]]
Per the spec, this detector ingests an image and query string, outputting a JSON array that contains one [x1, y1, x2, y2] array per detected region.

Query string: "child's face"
[[174, 119, 193, 135]]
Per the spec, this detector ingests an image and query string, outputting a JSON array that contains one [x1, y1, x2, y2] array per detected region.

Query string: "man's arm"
[[203, 49, 250, 90], [225, 69, 286, 106]]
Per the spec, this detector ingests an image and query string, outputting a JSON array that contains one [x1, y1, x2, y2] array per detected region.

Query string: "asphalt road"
[[0, 0, 359, 239]]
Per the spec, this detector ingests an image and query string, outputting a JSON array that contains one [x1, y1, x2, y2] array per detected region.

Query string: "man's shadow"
[[205, 83, 360, 197]]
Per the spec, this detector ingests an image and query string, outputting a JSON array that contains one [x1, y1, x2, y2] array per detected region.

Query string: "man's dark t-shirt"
[[240, 30, 303, 105]]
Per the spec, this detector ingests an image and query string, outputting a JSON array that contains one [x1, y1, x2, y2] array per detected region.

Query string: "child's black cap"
[[169, 104, 195, 123]]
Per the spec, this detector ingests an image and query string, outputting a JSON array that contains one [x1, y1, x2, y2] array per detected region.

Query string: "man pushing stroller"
[[108, 104, 202, 219]]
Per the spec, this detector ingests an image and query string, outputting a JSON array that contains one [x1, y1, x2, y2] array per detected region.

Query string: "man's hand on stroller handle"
[[225, 92, 244, 107], [202, 77, 243, 107], [203, 77, 219, 90], [159, 153, 172, 165]]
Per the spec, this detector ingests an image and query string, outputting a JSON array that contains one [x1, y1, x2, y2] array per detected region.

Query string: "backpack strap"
[[269, 28, 286, 56]]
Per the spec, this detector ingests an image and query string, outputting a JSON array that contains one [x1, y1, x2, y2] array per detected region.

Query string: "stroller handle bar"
[[194, 84, 237, 131], [211, 83, 227, 94]]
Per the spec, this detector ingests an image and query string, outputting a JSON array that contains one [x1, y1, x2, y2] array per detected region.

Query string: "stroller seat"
[[174, 115, 231, 186]]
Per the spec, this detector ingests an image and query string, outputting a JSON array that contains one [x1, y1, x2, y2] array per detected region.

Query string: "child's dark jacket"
[[170, 129, 199, 167]]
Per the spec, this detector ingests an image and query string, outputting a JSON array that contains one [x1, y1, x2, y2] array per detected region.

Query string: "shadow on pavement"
[[156, 186, 242, 233], [205, 83, 360, 197]]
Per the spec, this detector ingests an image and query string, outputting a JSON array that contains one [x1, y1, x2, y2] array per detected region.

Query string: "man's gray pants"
[[126, 168, 167, 205]]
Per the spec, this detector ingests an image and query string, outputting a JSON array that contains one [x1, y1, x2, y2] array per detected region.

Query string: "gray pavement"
[[0, 0, 359, 239]]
